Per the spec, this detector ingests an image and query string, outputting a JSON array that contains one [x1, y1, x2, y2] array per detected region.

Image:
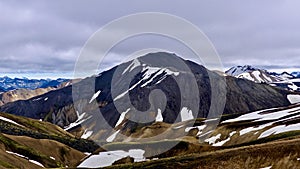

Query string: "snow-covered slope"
[[226, 65, 294, 83], [204, 99, 300, 147], [226, 65, 300, 91]]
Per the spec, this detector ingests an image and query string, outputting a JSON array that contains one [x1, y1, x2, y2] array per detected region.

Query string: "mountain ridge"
[[0, 52, 291, 141]]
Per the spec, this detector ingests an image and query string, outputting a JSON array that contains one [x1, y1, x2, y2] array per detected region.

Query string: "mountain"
[[1, 52, 300, 168], [0, 76, 69, 92], [292, 71, 300, 78], [0, 87, 55, 106], [0, 111, 98, 168], [0, 52, 291, 140], [225, 65, 295, 83], [226, 65, 300, 91], [0, 79, 77, 106]]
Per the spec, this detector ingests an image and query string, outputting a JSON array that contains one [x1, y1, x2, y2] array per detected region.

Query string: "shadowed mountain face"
[[0, 53, 291, 138]]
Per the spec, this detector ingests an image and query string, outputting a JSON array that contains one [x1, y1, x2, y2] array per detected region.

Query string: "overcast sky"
[[1, 0, 300, 78]]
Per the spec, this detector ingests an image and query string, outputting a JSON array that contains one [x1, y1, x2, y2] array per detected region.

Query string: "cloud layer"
[[1, 0, 300, 77]]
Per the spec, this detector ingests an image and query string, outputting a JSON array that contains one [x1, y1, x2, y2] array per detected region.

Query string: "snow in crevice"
[[180, 107, 194, 121], [78, 149, 146, 168], [239, 123, 273, 136], [173, 125, 184, 129], [155, 109, 163, 122], [113, 77, 145, 101], [0, 116, 22, 126], [122, 59, 141, 74], [106, 130, 120, 142], [81, 130, 93, 139], [114, 65, 180, 101], [115, 108, 130, 127], [33, 97, 42, 101], [260, 166, 272, 169], [29, 160, 44, 167], [222, 106, 300, 123], [287, 94, 300, 104], [205, 133, 221, 145], [140, 67, 179, 87], [258, 123, 300, 139], [89, 90, 101, 103], [185, 125, 207, 136], [212, 131, 236, 146], [64, 112, 91, 131], [6, 151, 45, 168], [205, 131, 236, 147]]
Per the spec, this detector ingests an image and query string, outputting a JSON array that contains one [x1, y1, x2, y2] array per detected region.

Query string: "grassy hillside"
[[106, 137, 300, 169], [0, 112, 98, 168]]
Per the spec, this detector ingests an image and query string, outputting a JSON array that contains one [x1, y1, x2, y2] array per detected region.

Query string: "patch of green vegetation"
[[0, 159, 15, 168], [0, 118, 99, 153], [0, 133, 57, 168]]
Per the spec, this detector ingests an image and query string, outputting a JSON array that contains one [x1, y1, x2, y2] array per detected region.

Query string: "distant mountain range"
[[226, 65, 300, 91], [0, 76, 69, 92]]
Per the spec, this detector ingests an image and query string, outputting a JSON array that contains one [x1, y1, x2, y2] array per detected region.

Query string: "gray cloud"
[[1, 0, 300, 78]]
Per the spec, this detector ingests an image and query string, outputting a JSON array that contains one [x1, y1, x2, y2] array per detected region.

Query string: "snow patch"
[[78, 149, 145, 168], [115, 108, 130, 127], [222, 106, 300, 123], [29, 160, 44, 167], [260, 166, 272, 169], [106, 130, 120, 142], [259, 123, 300, 139], [173, 125, 184, 129], [287, 94, 300, 104], [6, 151, 44, 168], [180, 107, 194, 121], [155, 109, 163, 122], [81, 130, 93, 139], [0, 116, 22, 126], [6, 151, 26, 158], [64, 112, 90, 131], [212, 131, 236, 146], [185, 125, 207, 136], [89, 90, 101, 103], [239, 123, 273, 136], [122, 59, 141, 74], [205, 133, 221, 145]]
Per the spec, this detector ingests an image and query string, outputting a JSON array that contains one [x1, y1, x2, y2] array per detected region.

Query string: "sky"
[[1, 0, 300, 79]]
